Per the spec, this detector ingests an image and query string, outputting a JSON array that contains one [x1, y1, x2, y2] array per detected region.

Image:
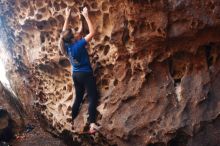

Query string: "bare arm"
[[62, 8, 71, 31], [59, 8, 71, 56], [77, 13, 83, 33], [81, 7, 95, 42]]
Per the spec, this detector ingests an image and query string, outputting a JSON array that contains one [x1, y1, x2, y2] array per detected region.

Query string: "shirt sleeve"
[[77, 38, 87, 49]]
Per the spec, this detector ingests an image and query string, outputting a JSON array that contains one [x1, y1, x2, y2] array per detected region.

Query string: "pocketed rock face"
[[0, 0, 220, 146], [0, 108, 14, 142], [0, 82, 25, 141]]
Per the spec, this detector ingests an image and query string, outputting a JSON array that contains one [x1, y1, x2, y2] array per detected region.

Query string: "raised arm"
[[62, 8, 71, 31], [81, 7, 95, 42], [77, 13, 83, 34], [59, 8, 71, 56]]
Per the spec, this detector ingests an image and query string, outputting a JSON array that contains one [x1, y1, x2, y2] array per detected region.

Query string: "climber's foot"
[[89, 123, 101, 134]]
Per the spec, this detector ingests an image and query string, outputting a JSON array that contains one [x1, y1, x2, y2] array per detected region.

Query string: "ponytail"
[[58, 37, 68, 57], [58, 29, 74, 57]]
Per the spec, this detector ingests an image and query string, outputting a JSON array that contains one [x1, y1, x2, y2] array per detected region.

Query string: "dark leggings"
[[72, 72, 98, 123]]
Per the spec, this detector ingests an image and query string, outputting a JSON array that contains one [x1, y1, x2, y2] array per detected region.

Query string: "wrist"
[[84, 16, 89, 20], [65, 16, 70, 20]]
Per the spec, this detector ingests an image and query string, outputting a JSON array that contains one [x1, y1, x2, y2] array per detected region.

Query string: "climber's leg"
[[83, 73, 99, 124], [72, 74, 85, 120]]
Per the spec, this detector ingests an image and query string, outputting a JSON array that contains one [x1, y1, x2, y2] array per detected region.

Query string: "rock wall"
[[0, 0, 220, 146], [0, 82, 25, 142]]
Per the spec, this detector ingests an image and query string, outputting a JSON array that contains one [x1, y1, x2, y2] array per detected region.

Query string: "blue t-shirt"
[[65, 38, 92, 72]]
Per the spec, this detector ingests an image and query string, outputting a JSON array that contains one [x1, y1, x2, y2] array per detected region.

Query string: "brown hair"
[[58, 29, 74, 56]]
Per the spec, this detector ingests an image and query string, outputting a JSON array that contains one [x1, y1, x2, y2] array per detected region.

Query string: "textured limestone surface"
[[0, 82, 24, 142], [0, 108, 14, 142], [0, 0, 220, 146], [0, 82, 25, 126]]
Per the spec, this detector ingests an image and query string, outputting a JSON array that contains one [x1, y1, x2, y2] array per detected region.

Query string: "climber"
[[58, 7, 100, 134]]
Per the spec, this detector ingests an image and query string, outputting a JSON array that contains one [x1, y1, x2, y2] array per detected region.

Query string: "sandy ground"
[[9, 121, 67, 146]]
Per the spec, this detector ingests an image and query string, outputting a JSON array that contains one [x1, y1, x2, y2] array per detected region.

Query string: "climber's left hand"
[[65, 7, 71, 19], [81, 7, 88, 18]]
